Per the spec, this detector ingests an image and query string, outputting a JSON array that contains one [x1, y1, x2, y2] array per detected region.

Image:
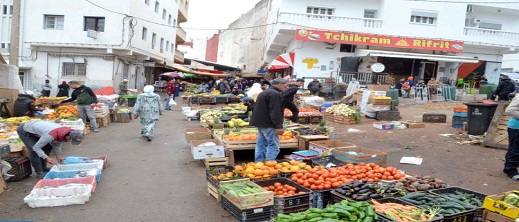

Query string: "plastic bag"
[[304, 96, 325, 107], [169, 98, 177, 106]]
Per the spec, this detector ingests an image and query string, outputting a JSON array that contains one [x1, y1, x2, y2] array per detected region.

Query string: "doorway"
[[419, 61, 436, 83]]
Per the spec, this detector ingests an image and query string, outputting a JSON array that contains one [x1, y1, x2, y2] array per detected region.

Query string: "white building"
[[503, 54, 519, 72], [264, 0, 519, 86], [0, 0, 188, 94]]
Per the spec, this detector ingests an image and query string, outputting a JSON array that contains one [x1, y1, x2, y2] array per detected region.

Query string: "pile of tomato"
[[263, 182, 306, 197], [290, 163, 404, 191]]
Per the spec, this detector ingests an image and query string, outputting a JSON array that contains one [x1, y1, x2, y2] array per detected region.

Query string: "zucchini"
[[400, 197, 422, 205], [404, 192, 426, 199]]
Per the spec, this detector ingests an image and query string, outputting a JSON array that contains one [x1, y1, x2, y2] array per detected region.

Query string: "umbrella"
[[160, 72, 181, 77]]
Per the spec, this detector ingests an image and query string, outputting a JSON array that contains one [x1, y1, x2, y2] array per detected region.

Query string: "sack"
[[169, 98, 177, 106]]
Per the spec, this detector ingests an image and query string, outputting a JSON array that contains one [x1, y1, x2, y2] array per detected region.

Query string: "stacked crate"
[[452, 106, 468, 128]]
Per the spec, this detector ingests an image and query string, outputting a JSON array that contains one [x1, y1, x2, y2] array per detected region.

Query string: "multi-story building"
[[217, 0, 269, 73], [264, 0, 519, 86], [0, 0, 189, 94], [503, 54, 519, 72]]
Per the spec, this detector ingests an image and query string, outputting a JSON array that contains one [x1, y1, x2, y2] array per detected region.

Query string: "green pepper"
[[349, 215, 358, 221], [332, 209, 351, 218], [335, 205, 357, 213], [362, 217, 373, 222], [316, 219, 340, 222], [308, 217, 323, 222], [340, 200, 350, 206], [277, 213, 291, 221], [289, 214, 306, 222], [320, 213, 339, 219], [358, 210, 365, 219], [306, 213, 321, 219], [309, 208, 326, 213], [365, 206, 375, 217]]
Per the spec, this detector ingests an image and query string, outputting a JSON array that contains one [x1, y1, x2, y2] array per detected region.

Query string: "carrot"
[[371, 199, 382, 206]]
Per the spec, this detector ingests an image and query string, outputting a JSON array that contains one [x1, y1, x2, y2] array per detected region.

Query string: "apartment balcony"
[[277, 12, 383, 32], [174, 49, 184, 63], [176, 26, 186, 45], [463, 27, 519, 47], [178, 0, 189, 23]]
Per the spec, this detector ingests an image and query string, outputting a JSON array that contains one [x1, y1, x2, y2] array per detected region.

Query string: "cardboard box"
[[367, 85, 390, 91], [483, 190, 519, 219], [220, 178, 274, 209], [190, 139, 225, 160], [185, 128, 213, 143], [402, 121, 425, 128], [8, 136, 24, 152], [309, 140, 356, 156], [298, 135, 329, 151], [332, 147, 388, 167], [483, 209, 516, 222], [373, 122, 395, 130]]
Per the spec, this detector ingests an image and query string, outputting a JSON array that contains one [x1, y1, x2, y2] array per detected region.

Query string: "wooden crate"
[[203, 157, 229, 168], [483, 210, 515, 222], [483, 103, 510, 150], [96, 115, 110, 127], [207, 182, 221, 202], [224, 138, 298, 149], [111, 113, 131, 123], [332, 115, 356, 124]]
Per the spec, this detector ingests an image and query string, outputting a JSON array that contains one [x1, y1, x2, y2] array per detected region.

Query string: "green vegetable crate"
[[482, 190, 519, 220], [221, 194, 274, 222], [398, 192, 478, 222], [205, 166, 244, 189], [376, 197, 443, 222], [254, 178, 312, 214], [277, 200, 379, 222], [219, 178, 274, 210], [429, 186, 487, 222]]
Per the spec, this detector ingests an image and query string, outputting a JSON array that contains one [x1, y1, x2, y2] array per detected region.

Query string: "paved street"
[[0, 101, 233, 222]]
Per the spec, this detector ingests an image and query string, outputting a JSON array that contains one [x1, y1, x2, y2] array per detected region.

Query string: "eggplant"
[[344, 192, 352, 197], [360, 184, 370, 189], [352, 194, 358, 199], [370, 194, 383, 199], [358, 189, 370, 194], [354, 187, 361, 191], [355, 196, 369, 201], [364, 191, 373, 196]]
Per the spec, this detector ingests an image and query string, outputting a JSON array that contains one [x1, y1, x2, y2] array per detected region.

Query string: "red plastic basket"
[[34, 176, 97, 192]]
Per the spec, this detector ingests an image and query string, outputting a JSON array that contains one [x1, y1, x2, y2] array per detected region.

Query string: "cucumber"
[[400, 197, 423, 205], [404, 192, 427, 199]]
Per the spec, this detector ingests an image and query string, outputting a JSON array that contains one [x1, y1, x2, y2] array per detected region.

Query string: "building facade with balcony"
[[265, 0, 519, 86], [0, 0, 180, 93], [174, 0, 188, 64]]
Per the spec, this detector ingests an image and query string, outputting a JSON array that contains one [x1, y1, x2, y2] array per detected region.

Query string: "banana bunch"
[[227, 118, 249, 127], [0, 116, 35, 124], [117, 108, 131, 114]]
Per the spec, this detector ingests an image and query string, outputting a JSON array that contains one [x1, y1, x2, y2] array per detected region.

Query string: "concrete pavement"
[[0, 103, 236, 222]]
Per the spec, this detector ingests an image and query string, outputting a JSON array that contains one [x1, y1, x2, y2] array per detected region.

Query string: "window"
[[2, 5, 7, 15], [340, 44, 356, 53], [306, 6, 334, 19], [173, 18, 176, 26], [145, 0, 150, 5], [155, 1, 160, 13], [142, 27, 147, 40], [168, 14, 172, 25], [9, 5, 13, 14], [162, 9, 167, 20], [1, 43, 6, 48], [44, 15, 64, 30], [479, 22, 502, 30], [63, 63, 87, 76], [364, 10, 377, 19], [171, 43, 174, 53], [410, 11, 437, 25], [152, 33, 157, 48], [84, 17, 105, 32], [160, 38, 164, 52], [166, 40, 170, 52]]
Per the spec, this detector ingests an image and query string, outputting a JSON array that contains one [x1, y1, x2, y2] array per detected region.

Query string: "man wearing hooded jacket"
[[494, 75, 516, 101], [17, 121, 83, 178]]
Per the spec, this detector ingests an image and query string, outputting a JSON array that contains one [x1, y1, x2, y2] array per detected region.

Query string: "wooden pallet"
[[207, 182, 220, 202], [96, 115, 110, 127], [483, 103, 510, 150], [203, 157, 229, 168]]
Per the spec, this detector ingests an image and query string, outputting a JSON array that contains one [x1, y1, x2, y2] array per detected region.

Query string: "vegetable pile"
[[263, 182, 306, 197], [504, 191, 519, 207], [219, 182, 265, 198], [295, 129, 327, 135], [325, 104, 361, 123], [395, 175, 447, 192], [433, 190, 483, 207], [234, 160, 311, 180], [400, 192, 476, 215], [335, 180, 406, 201], [277, 200, 378, 222], [284, 108, 322, 117], [371, 199, 440, 222]]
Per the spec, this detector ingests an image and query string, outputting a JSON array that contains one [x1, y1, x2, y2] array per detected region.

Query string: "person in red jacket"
[[165, 80, 175, 111]]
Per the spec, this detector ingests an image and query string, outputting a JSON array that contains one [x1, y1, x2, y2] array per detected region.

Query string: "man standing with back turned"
[[250, 78, 288, 162], [61, 81, 100, 132]]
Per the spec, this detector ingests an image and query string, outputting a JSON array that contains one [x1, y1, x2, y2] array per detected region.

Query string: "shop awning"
[[269, 52, 295, 69], [355, 49, 479, 63], [172, 63, 191, 72]]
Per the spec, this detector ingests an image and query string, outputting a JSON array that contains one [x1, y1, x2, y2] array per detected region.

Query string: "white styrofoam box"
[[32, 184, 93, 197], [182, 106, 191, 111], [8, 135, 24, 152], [50, 160, 104, 172], [60, 119, 84, 126], [24, 187, 92, 208]]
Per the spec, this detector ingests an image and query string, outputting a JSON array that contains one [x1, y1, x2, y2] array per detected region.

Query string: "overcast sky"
[[182, 0, 261, 41]]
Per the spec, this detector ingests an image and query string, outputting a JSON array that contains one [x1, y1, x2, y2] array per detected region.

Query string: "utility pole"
[[9, 0, 21, 66]]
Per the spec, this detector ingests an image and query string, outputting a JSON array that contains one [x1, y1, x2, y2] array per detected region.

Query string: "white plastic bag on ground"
[[304, 96, 325, 107]]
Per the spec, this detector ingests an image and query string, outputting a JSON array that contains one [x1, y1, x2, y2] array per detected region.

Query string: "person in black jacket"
[[232, 97, 255, 120], [494, 75, 516, 101], [56, 81, 70, 97], [283, 79, 304, 123], [250, 78, 288, 162], [13, 94, 40, 117], [61, 81, 100, 132]]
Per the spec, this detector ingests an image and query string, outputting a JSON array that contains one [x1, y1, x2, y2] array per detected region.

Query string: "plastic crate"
[[399, 193, 477, 222], [254, 178, 311, 212], [50, 160, 104, 172], [297, 116, 310, 124], [423, 113, 447, 123], [3, 156, 32, 182], [309, 116, 323, 124], [429, 187, 487, 222], [0, 144, 10, 156], [221, 195, 275, 222], [310, 156, 347, 168], [376, 111, 401, 121], [330, 190, 347, 204], [24, 185, 92, 208], [376, 197, 444, 222], [206, 166, 244, 188], [274, 204, 310, 214], [34, 176, 97, 192], [452, 123, 464, 128], [311, 189, 333, 209], [30, 183, 93, 199], [452, 116, 468, 122], [453, 112, 468, 117], [44, 169, 101, 183], [215, 97, 228, 104]]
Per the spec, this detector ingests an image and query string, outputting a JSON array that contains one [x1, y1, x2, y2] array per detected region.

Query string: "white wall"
[[503, 54, 519, 72], [0, 0, 12, 55]]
